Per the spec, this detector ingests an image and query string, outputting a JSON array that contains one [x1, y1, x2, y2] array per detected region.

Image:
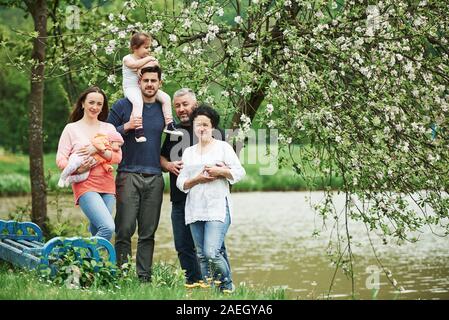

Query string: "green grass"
[[0, 147, 343, 196], [0, 261, 285, 300]]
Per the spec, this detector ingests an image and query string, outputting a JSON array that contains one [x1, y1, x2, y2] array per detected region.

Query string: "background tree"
[[1, 0, 49, 233], [1, 0, 448, 294]]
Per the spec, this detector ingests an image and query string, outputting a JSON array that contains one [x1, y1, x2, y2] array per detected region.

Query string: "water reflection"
[[1, 191, 448, 299]]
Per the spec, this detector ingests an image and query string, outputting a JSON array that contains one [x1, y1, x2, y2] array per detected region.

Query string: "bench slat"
[[18, 239, 42, 248], [3, 239, 32, 251], [0, 241, 41, 269]]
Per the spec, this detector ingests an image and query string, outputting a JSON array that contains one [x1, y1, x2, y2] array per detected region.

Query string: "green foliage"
[[0, 0, 448, 296], [0, 260, 286, 299], [38, 245, 122, 289], [0, 173, 30, 196], [0, 64, 29, 153]]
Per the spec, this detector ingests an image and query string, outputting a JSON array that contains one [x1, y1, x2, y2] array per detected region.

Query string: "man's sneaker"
[[138, 275, 151, 283], [164, 122, 184, 137], [135, 127, 147, 142], [221, 283, 235, 294]]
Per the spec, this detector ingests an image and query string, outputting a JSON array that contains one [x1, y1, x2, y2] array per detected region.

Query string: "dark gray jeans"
[[114, 172, 164, 279]]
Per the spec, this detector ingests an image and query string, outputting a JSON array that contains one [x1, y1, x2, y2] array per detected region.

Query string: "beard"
[[142, 86, 158, 98], [179, 114, 191, 125]]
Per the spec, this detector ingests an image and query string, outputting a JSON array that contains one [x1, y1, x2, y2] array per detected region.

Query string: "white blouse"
[[176, 139, 246, 225]]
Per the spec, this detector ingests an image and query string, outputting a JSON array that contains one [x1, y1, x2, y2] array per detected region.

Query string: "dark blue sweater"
[[107, 98, 164, 175]]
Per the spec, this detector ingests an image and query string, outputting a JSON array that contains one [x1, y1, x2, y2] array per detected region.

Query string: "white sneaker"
[[57, 179, 65, 188], [135, 136, 147, 142], [164, 122, 184, 137], [222, 283, 235, 294]]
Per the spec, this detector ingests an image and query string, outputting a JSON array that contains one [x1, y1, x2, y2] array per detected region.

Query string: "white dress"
[[176, 139, 246, 225]]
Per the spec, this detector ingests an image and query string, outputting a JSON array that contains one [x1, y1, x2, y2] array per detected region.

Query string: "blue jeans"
[[189, 201, 232, 290], [171, 200, 202, 284], [78, 192, 115, 241], [172, 200, 232, 284]]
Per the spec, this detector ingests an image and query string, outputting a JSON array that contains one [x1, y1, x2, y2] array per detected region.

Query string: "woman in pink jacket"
[[56, 86, 122, 241]]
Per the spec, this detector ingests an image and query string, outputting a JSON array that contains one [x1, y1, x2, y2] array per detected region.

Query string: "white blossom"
[[182, 46, 190, 54], [154, 46, 163, 54], [419, 0, 427, 6], [203, 24, 220, 43], [248, 33, 256, 40], [183, 19, 192, 29], [105, 40, 116, 55], [217, 8, 224, 16], [234, 16, 243, 24], [108, 25, 119, 33], [151, 20, 163, 33], [105, 46, 114, 55], [190, 1, 198, 9], [108, 13, 114, 21], [91, 44, 97, 52], [315, 11, 324, 19], [169, 34, 177, 42], [266, 104, 274, 114], [118, 31, 127, 39], [107, 74, 116, 84], [241, 85, 252, 95], [123, 1, 136, 9]]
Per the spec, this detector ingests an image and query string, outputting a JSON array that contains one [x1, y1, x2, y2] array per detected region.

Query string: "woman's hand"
[[182, 166, 217, 190], [76, 144, 98, 157], [77, 156, 97, 174], [204, 162, 230, 178], [195, 167, 218, 184]]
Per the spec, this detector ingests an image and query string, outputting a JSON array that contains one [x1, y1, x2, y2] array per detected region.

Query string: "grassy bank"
[[0, 261, 285, 300], [0, 148, 343, 196]]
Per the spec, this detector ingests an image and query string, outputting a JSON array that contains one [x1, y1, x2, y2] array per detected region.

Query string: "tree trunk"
[[231, 5, 301, 128], [28, 0, 48, 234]]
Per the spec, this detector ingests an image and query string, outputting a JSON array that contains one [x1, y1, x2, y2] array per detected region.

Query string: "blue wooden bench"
[[0, 219, 116, 274]]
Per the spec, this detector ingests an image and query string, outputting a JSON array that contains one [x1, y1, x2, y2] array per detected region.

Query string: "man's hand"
[[124, 114, 143, 132], [167, 160, 183, 176]]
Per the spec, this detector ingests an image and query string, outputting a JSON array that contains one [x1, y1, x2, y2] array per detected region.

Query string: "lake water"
[[1, 191, 448, 300]]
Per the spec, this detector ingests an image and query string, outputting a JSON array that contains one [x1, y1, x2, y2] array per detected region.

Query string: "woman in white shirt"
[[176, 105, 245, 292]]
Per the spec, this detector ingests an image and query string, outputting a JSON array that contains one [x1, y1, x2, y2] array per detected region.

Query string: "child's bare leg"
[[124, 87, 146, 142], [156, 90, 173, 125], [65, 171, 90, 186], [58, 154, 84, 187], [156, 90, 183, 137]]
